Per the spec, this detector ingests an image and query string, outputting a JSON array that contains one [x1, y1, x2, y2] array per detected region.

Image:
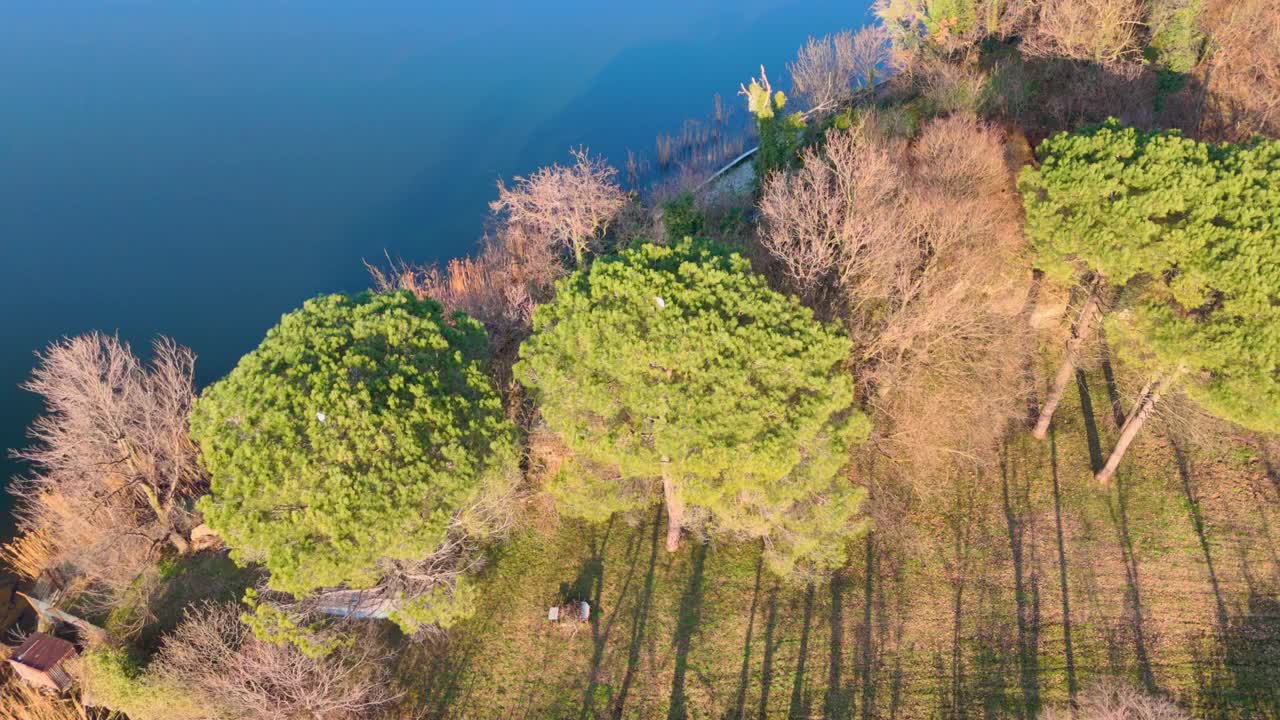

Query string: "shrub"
[[661, 193, 704, 243]]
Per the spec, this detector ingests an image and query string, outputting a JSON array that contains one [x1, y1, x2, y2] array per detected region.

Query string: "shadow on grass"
[[667, 539, 708, 720], [788, 582, 816, 720], [581, 517, 641, 720], [612, 506, 664, 719], [757, 583, 781, 720], [1048, 426, 1079, 706], [1000, 442, 1042, 718], [1108, 474, 1158, 693], [727, 548, 764, 720], [125, 551, 259, 654], [1074, 369, 1105, 474], [825, 569, 850, 720], [1097, 329, 1127, 429], [859, 534, 877, 720], [1172, 439, 1229, 630]]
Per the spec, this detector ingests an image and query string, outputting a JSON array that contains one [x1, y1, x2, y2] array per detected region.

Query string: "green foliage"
[[1148, 0, 1206, 74], [923, 0, 978, 37], [515, 239, 871, 575], [240, 589, 345, 659], [544, 457, 653, 524], [743, 77, 805, 181], [662, 193, 704, 244], [1019, 122, 1280, 432], [79, 646, 199, 720], [191, 291, 518, 596], [877, 0, 982, 46], [389, 576, 478, 634]]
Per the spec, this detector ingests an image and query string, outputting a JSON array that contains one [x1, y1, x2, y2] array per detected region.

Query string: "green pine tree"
[[515, 239, 871, 577]]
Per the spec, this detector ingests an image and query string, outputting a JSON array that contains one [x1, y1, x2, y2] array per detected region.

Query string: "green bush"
[[79, 646, 200, 720], [1148, 0, 1206, 74], [662, 193, 703, 243]]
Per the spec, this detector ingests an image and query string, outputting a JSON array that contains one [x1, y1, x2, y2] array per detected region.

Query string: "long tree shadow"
[[859, 533, 878, 720], [1224, 591, 1280, 715], [1075, 369, 1105, 473], [1097, 329, 1128, 429], [727, 548, 765, 720], [1172, 439, 1230, 630], [757, 584, 782, 720], [612, 505, 664, 719], [1021, 271, 1043, 426], [825, 569, 851, 720], [1000, 443, 1042, 718], [667, 539, 708, 720], [1108, 475, 1158, 693], [788, 582, 817, 720], [581, 518, 641, 720], [1048, 426, 1080, 705]]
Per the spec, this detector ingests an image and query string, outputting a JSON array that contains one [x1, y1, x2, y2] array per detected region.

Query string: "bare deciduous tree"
[[9, 334, 204, 601], [759, 112, 1031, 477], [369, 221, 564, 355], [489, 147, 628, 267], [152, 602, 398, 720], [788, 27, 890, 115]]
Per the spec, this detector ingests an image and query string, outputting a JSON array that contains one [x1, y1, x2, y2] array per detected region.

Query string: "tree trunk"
[[168, 531, 191, 555], [661, 458, 684, 553], [1095, 374, 1172, 485], [1033, 288, 1102, 440]]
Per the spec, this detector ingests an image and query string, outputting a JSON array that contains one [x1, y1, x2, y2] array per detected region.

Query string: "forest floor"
[[394, 352, 1280, 719]]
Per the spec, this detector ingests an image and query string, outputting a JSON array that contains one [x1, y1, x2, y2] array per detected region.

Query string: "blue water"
[[0, 1, 873, 528]]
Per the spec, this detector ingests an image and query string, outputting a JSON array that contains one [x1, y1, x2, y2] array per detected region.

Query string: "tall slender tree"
[[1020, 121, 1280, 482]]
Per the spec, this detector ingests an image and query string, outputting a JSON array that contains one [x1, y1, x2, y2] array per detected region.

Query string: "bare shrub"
[[153, 603, 398, 720], [1039, 678, 1189, 719], [9, 334, 203, 603], [759, 112, 1031, 476], [490, 147, 628, 267], [1024, 0, 1146, 66], [369, 222, 563, 351], [1199, 0, 1280, 140], [920, 59, 991, 115], [789, 27, 890, 114]]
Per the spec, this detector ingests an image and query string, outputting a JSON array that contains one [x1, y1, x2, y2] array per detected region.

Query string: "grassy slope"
[[397, 355, 1280, 720]]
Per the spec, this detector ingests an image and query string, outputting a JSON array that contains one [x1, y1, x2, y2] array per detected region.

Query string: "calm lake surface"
[[0, 1, 872, 529]]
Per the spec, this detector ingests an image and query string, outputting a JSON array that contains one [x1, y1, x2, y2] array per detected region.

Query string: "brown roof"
[[10, 633, 74, 672]]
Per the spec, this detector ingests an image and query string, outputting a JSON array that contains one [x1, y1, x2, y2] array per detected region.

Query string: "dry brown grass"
[[1199, 0, 1280, 140], [759, 112, 1032, 479], [1023, 0, 1146, 66], [0, 529, 56, 581], [0, 678, 113, 720]]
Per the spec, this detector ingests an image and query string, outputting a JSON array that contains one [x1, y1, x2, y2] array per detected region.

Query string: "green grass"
[[395, 357, 1280, 719]]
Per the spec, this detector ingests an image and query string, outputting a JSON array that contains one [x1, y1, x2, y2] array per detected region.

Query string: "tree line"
[[3, 2, 1277, 716]]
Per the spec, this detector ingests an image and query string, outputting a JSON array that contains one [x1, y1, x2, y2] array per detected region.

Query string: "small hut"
[[7, 632, 76, 693]]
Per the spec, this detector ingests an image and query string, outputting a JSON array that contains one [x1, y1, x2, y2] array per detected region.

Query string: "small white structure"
[[547, 601, 590, 623]]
